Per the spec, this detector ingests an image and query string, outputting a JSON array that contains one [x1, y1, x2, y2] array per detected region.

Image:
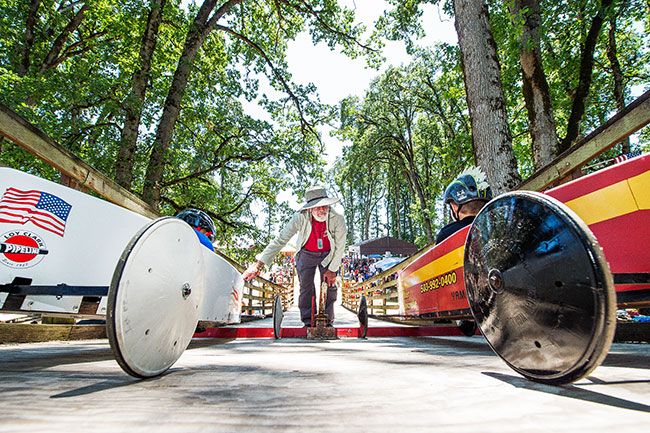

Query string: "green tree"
[[333, 45, 472, 246]]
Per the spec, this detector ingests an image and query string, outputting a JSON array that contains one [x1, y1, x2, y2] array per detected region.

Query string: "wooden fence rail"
[[520, 89, 650, 191], [341, 247, 425, 315], [214, 251, 294, 317]]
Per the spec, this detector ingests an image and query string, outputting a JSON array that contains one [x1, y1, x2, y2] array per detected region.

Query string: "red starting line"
[[194, 325, 468, 339]]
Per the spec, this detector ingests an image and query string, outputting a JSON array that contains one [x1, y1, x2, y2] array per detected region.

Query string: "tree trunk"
[[402, 147, 433, 243], [347, 190, 355, 244], [345, 184, 355, 245], [361, 176, 373, 240], [559, 0, 614, 152], [115, 0, 166, 190], [511, 0, 559, 169], [142, 0, 243, 208], [453, 0, 521, 194], [18, 0, 41, 76], [607, 17, 630, 153], [41, 4, 90, 72], [390, 172, 401, 240]]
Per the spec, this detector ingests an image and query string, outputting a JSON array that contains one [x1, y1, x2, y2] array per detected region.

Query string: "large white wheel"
[[107, 217, 205, 378]]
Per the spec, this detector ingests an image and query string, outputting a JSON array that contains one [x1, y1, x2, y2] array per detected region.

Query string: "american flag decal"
[[614, 150, 642, 164], [0, 188, 72, 237]]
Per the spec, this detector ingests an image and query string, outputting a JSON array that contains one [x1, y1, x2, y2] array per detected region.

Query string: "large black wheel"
[[464, 191, 616, 385]]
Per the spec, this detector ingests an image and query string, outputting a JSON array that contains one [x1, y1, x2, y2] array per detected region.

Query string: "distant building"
[[348, 236, 418, 258]]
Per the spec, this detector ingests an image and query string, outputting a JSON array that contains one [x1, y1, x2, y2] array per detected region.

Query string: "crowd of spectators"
[[342, 256, 381, 282], [265, 254, 404, 287], [617, 308, 650, 323], [267, 255, 295, 287]]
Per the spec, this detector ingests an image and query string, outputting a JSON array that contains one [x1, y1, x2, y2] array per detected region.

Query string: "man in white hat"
[[243, 185, 347, 327]]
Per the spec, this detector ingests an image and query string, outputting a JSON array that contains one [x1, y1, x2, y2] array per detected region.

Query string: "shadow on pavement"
[[483, 371, 650, 413]]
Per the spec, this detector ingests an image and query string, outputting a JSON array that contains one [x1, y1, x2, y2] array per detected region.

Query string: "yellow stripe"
[[628, 170, 650, 210], [565, 180, 636, 225], [402, 245, 465, 288], [565, 171, 650, 225]]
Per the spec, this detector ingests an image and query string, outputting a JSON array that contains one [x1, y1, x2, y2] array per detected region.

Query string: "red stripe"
[[616, 284, 650, 293], [0, 206, 65, 230], [3, 196, 39, 203], [0, 209, 29, 220], [6, 187, 41, 195], [0, 198, 39, 205], [0, 216, 26, 224], [0, 205, 35, 213], [29, 212, 64, 230], [29, 218, 64, 236], [30, 207, 65, 224], [3, 189, 39, 196], [193, 325, 469, 339]]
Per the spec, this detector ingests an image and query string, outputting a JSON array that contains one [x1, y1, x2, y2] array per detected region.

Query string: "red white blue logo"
[[0, 230, 48, 269]]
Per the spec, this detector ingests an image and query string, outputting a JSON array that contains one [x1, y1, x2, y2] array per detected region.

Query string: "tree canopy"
[[1, 0, 648, 259]]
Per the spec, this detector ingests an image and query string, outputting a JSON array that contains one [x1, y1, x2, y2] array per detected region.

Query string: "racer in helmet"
[[176, 208, 216, 251], [435, 166, 493, 244]]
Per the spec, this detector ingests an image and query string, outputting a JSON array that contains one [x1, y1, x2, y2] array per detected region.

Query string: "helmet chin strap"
[[451, 203, 464, 221]]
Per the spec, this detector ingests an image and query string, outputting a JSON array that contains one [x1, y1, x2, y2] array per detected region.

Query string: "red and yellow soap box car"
[[397, 153, 649, 384], [399, 153, 650, 317]]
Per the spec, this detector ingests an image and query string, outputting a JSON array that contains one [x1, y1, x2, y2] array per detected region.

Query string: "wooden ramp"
[[195, 303, 469, 339]]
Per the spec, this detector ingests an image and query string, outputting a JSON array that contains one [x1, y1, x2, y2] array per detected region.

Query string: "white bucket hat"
[[299, 185, 340, 211]]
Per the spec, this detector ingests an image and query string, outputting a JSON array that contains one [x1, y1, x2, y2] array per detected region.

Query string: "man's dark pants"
[[295, 249, 338, 326]]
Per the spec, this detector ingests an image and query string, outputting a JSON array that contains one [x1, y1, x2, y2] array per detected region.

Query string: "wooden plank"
[[0, 323, 105, 343], [242, 294, 275, 302], [520, 90, 650, 191], [0, 104, 158, 218], [369, 304, 399, 309], [242, 305, 272, 311], [345, 248, 435, 295], [382, 280, 398, 288], [367, 292, 399, 302]]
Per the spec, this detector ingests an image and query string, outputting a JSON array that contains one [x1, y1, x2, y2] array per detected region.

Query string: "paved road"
[[0, 318, 648, 432]]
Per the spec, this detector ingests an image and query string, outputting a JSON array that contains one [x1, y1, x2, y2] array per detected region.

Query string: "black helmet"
[[176, 208, 216, 242], [443, 167, 492, 206]]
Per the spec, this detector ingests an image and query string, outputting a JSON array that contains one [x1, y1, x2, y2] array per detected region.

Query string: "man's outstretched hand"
[[243, 260, 264, 282], [323, 269, 337, 287]]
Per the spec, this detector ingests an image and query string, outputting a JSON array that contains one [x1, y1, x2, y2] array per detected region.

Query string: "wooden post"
[[382, 279, 387, 314]]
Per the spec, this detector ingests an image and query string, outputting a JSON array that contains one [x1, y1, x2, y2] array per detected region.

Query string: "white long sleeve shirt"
[[256, 208, 347, 272]]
